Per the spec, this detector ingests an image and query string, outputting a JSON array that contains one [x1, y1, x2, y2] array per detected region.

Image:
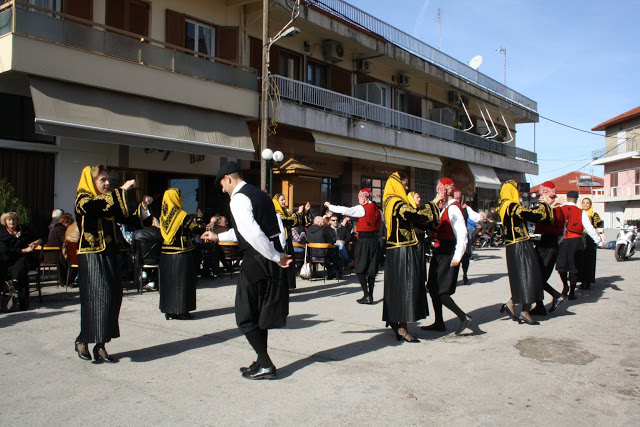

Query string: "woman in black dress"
[[74, 165, 151, 362], [580, 197, 603, 289], [272, 194, 309, 290], [498, 180, 553, 325], [159, 188, 206, 320]]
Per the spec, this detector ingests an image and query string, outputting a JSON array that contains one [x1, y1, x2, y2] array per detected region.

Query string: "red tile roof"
[[592, 106, 640, 131], [531, 171, 604, 195]]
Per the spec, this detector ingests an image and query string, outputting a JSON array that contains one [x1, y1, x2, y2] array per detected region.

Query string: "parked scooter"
[[614, 216, 638, 261]]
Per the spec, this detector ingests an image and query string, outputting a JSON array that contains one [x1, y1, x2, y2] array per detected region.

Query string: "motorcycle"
[[614, 216, 638, 261]]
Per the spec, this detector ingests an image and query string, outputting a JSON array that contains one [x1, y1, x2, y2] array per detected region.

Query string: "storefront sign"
[[450, 167, 472, 191], [189, 154, 206, 164], [292, 155, 327, 169]]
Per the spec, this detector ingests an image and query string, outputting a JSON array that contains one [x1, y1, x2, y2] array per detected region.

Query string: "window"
[[617, 131, 626, 155], [396, 90, 408, 113], [355, 82, 391, 108], [27, 0, 61, 12], [279, 51, 301, 80], [321, 178, 341, 206], [307, 60, 328, 88], [361, 177, 386, 205], [185, 19, 215, 58]]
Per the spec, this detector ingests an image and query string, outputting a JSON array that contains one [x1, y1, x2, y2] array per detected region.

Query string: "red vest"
[[560, 205, 584, 239], [534, 207, 565, 235], [358, 202, 381, 232], [436, 201, 462, 241]]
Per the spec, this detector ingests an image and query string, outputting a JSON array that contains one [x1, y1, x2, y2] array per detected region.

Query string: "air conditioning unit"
[[448, 91, 461, 104], [397, 73, 410, 87], [356, 59, 372, 73], [323, 39, 344, 63]]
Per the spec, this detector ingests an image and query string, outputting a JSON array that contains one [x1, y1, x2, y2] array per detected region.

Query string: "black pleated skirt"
[[506, 240, 544, 305], [535, 243, 559, 282], [354, 235, 379, 278], [382, 245, 428, 322], [159, 251, 197, 314], [283, 237, 297, 290], [582, 237, 598, 283], [76, 249, 122, 344]]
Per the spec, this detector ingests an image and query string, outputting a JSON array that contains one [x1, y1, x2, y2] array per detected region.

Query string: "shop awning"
[[29, 77, 255, 159], [312, 132, 442, 171], [468, 163, 502, 190], [623, 205, 640, 222]]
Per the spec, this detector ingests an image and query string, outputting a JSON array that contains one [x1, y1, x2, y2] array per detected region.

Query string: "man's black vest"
[[231, 183, 280, 251]]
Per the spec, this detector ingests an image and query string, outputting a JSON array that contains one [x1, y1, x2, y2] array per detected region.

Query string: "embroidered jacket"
[[161, 214, 206, 254], [385, 200, 440, 249], [75, 188, 150, 254], [502, 202, 553, 246]]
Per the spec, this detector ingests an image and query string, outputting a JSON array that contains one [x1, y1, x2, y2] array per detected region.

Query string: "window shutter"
[[216, 26, 239, 63], [128, 0, 149, 37], [407, 93, 422, 117], [249, 37, 262, 70], [105, 0, 125, 31], [165, 9, 185, 48], [330, 66, 351, 95], [269, 45, 280, 75], [63, 0, 93, 20]]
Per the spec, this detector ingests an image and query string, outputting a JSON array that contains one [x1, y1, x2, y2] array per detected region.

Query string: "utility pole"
[[260, 0, 269, 191], [437, 8, 442, 50], [498, 46, 506, 85]]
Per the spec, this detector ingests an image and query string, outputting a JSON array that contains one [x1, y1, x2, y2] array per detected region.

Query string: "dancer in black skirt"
[[74, 165, 152, 362], [325, 188, 381, 304], [159, 188, 206, 319], [423, 178, 472, 335], [579, 197, 603, 290], [498, 180, 553, 325], [382, 172, 441, 342], [273, 193, 310, 290]]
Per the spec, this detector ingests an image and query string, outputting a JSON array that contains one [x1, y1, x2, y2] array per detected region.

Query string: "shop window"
[[321, 177, 341, 207], [361, 177, 386, 205], [307, 60, 328, 89], [106, 0, 149, 37], [0, 94, 55, 144]]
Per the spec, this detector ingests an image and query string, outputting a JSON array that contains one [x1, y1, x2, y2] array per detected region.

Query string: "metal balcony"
[[273, 75, 537, 163]]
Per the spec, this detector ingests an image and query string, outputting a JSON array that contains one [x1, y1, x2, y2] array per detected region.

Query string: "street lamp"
[[260, 0, 301, 190], [262, 149, 283, 196]]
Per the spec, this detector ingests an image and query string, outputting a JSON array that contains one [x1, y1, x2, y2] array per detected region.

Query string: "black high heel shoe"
[[165, 313, 179, 320], [399, 332, 420, 343], [93, 345, 116, 363], [500, 304, 518, 321], [386, 322, 401, 340], [518, 314, 540, 325], [75, 342, 91, 361]]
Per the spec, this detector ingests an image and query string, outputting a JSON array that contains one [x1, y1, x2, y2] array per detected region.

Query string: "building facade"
[[591, 106, 640, 232], [0, 0, 538, 236]]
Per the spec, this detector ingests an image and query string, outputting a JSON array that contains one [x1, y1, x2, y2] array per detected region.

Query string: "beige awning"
[[313, 132, 442, 171], [468, 163, 502, 190], [29, 77, 255, 159]]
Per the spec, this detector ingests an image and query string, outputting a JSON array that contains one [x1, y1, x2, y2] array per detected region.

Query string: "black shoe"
[[455, 315, 472, 335], [239, 361, 258, 374], [420, 323, 446, 332], [93, 345, 116, 363], [75, 342, 91, 361], [583, 283, 591, 290], [518, 314, 540, 325], [549, 295, 567, 313], [357, 295, 370, 304], [399, 332, 420, 343], [500, 304, 518, 321], [463, 276, 470, 286], [242, 364, 277, 380], [568, 293, 577, 300], [529, 304, 547, 316]]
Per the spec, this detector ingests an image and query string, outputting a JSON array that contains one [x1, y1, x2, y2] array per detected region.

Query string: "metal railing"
[[592, 184, 640, 198], [301, 0, 537, 112], [592, 137, 640, 159], [0, 1, 258, 91], [273, 75, 537, 163]]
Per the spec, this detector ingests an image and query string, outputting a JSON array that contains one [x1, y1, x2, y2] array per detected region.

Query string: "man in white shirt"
[[201, 162, 291, 380], [423, 178, 472, 335]]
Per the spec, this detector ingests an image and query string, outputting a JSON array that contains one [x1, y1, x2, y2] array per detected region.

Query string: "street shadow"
[[117, 313, 327, 363], [290, 281, 361, 303], [0, 309, 75, 328], [565, 275, 624, 307], [190, 304, 235, 320], [276, 330, 397, 379], [462, 272, 508, 285]]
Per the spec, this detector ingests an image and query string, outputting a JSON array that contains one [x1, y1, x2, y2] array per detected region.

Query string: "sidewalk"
[[1, 248, 638, 426]]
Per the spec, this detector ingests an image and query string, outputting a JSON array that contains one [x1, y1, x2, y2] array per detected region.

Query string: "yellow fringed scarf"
[[272, 193, 290, 218], [383, 172, 409, 239], [160, 188, 187, 245], [407, 191, 417, 208], [498, 180, 520, 222], [77, 166, 98, 196]]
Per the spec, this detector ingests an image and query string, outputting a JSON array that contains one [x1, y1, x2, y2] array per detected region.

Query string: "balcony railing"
[[0, 1, 258, 91], [301, 0, 537, 113], [592, 184, 640, 199], [592, 138, 640, 159], [273, 75, 537, 163]]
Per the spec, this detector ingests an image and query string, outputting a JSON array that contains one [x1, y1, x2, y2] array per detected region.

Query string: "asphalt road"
[[1, 246, 638, 426]]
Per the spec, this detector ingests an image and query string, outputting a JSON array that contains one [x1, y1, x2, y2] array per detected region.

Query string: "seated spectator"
[[291, 225, 307, 254], [328, 214, 354, 268], [0, 211, 42, 310], [213, 215, 229, 234], [44, 213, 74, 286], [487, 206, 500, 223], [48, 208, 64, 236], [306, 216, 342, 279]]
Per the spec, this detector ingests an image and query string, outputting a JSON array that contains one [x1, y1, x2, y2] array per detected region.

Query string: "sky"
[[342, 0, 640, 185]]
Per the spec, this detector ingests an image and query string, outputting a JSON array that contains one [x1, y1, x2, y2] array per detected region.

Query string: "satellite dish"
[[469, 55, 483, 70]]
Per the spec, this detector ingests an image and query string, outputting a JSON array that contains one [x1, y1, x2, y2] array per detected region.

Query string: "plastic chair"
[[64, 241, 79, 291], [307, 242, 337, 283], [218, 242, 242, 278]]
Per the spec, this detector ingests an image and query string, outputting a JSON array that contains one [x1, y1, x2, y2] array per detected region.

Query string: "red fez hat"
[[541, 181, 555, 189], [440, 177, 454, 186], [359, 188, 372, 194]]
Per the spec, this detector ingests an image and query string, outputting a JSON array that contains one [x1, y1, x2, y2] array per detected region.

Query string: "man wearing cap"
[[201, 161, 292, 380], [530, 181, 567, 315], [423, 178, 472, 335], [555, 190, 604, 300], [325, 188, 382, 304]]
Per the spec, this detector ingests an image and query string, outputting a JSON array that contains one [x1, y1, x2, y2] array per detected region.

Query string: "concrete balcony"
[[0, 2, 259, 118], [592, 184, 640, 202], [272, 75, 538, 174]]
